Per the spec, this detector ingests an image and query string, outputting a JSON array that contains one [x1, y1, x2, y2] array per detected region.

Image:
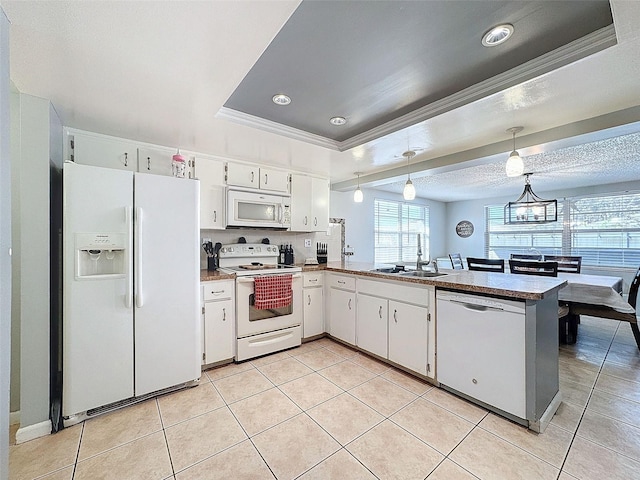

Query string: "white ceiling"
[[3, 0, 640, 202]]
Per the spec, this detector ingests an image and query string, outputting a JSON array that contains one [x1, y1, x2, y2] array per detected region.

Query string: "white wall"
[[329, 188, 447, 264], [1, 7, 12, 478]]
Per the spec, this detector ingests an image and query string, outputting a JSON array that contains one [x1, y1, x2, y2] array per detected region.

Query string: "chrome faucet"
[[416, 233, 437, 272], [416, 234, 426, 271]]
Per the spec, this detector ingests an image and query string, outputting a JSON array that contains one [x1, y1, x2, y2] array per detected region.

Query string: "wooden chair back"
[[467, 257, 505, 273], [449, 253, 464, 270], [509, 259, 558, 277], [543, 255, 582, 274], [510, 253, 542, 260], [628, 266, 640, 310]]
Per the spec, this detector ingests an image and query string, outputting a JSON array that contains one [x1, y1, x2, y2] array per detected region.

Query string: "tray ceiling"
[[222, 0, 614, 148]]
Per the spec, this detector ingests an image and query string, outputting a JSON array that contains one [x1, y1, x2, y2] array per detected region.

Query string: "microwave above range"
[[226, 188, 291, 229]]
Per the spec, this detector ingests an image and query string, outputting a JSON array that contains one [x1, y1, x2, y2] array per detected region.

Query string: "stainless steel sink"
[[399, 271, 447, 278], [369, 267, 406, 274]]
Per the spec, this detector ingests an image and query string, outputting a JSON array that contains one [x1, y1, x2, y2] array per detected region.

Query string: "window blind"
[[485, 191, 640, 268], [374, 199, 429, 264]]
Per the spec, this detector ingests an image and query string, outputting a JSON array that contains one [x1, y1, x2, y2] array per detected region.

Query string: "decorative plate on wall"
[[456, 220, 474, 238]]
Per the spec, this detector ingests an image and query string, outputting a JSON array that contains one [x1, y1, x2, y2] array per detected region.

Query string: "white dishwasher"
[[437, 291, 527, 419]]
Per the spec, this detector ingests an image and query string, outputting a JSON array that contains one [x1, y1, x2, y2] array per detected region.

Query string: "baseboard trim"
[[15, 419, 51, 444], [9, 410, 20, 425]]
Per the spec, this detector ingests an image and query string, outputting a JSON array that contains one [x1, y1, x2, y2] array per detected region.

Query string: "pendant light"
[[504, 173, 557, 224], [353, 172, 363, 203], [402, 150, 416, 200], [505, 126, 524, 177]]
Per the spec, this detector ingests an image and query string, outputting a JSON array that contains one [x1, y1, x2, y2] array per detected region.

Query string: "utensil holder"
[[207, 256, 217, 271]]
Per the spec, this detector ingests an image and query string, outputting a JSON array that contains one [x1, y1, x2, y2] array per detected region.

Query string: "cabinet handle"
[[308, 294, 311, 306], [314, 217, 318, 226], [264, 173, 268, 184], [348, 298, 352, 310], [379, 306, 382, 318], [472, 378, 478, 384], [223, 308, 226, 321], [337, 280, 345, 285], [304, 215, 308, 226], [393, 309, 398, 323], [309, 278, 317, 283], [213, 211, 217, 223], [251, 171, 255, 183], [124, 152, 128, 167], [147, 156, 151, 170], [211, 290, 224, 295]]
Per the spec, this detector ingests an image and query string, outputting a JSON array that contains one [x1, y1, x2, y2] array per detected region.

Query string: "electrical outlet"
[[202, 237, 211, 244], [304, 239, 311, 248]]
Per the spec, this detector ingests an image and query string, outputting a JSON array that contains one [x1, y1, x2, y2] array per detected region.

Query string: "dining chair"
[[627, 266, 640, 349], [466, 257, 505, 273], [509, 259, 558, 277], [508, 259, 577, 343], [510, 253, 543, 261], [543, 255, 582, 273], [449, 253, 464, 270]]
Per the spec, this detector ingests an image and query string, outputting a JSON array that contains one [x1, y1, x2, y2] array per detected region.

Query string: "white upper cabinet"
[[138, 147, 174, 177], [196, 157, 226, 230], [226, 163, 289, 193], [71, 132, 137, 172], [290, 174, 329, 232], [260, 167, 290, 192]]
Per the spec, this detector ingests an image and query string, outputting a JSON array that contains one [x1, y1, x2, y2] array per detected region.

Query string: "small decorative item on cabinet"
[[172, 149, 186, 178]]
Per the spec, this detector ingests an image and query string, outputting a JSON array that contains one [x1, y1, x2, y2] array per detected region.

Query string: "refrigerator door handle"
[[135, 207, 144, 308], [125, 206, 133, 309]]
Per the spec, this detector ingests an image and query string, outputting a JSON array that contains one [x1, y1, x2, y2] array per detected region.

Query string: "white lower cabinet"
[[202, 280, 235, 365], [327, 274, 356, 345], [356, 293, 388, 358], [325, 275, 434, 379], [303, 272, 324, 338], [388, 300, 429, 376]]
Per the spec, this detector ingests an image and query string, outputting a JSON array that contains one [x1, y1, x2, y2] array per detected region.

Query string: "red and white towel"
[[254, 274, 293, 310]]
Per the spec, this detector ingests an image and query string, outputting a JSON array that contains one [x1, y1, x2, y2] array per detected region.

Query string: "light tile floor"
[[9, 316, 640, 480]]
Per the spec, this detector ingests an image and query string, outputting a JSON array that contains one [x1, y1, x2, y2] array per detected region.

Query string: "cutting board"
[[238, 264, 276, 270]]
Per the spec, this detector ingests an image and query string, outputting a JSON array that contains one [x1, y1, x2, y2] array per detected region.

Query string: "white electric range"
[[218, 243, 302, 361]]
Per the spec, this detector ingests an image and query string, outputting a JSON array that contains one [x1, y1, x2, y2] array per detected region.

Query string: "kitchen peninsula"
[[322, 261, 567, 432]]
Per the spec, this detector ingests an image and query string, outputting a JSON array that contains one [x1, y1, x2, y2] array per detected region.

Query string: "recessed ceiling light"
[[482, 24, 514, 47], [330, 116, 347, 126], [272, 94, 291, 105]]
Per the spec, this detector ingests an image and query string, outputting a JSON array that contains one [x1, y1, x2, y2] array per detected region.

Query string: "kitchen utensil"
[[261, 237, 270, 244], [238, 236, 247, 244]]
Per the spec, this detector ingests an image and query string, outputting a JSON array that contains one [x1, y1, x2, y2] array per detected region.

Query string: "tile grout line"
[[70, 421, 85, 479], [556, 321, 618, 476], [156, 397, 178, 479]]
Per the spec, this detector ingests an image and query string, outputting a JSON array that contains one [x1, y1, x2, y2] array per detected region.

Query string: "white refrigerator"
[[62, 161, 200, 421]]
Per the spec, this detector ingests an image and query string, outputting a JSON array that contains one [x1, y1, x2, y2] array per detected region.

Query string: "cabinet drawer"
[[328, 274, 355, 291], [203, 280, 234, 301], [303, 272, 324, 288]]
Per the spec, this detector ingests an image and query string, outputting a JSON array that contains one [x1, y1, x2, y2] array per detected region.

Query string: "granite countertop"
[[200, 270, 236, 282], [322, 261, 566, 300]]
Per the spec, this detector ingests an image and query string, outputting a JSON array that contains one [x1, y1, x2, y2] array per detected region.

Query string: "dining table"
[[556, 272, 638, 348]]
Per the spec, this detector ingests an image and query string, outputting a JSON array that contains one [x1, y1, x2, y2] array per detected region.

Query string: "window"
[[374, 199, 429, 264], [486, 191, 640, 268]]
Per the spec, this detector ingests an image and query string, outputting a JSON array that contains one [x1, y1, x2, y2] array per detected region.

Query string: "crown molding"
[[216, 107, 340, 150]]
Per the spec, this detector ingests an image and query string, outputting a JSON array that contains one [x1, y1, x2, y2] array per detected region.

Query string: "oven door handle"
[[237, 273, 302, 283]]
